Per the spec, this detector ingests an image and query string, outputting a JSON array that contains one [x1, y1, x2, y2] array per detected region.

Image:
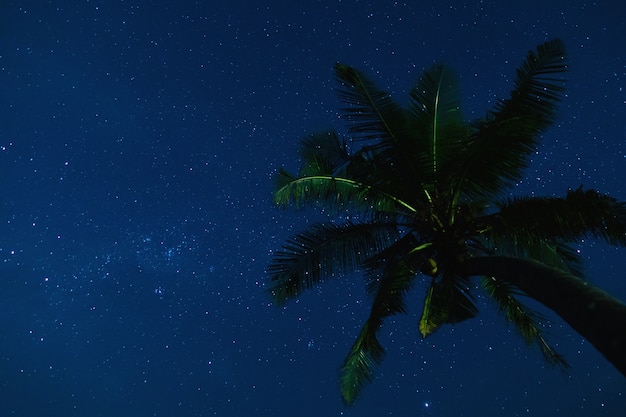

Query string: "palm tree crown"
[[268, 39, 626, 405]]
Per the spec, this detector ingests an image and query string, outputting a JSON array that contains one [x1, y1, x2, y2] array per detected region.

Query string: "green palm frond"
[[502, 38, 567, 124], [419, 282, 449, 338], [340, 321, 385, 406], [481, 276, 569, 369], [492, 187, 626, 246], [267, 221, 399, 305], [334, 63, 408, 143], [274, 169, 417, 216], [269, 39, 626, 405], [458, 39, 567, 200], [340, 256, 416, 405], [333, 65, 434, 206], [280, 130, 417, 212], [368, 258, 416, 317], [409, 64, 469, 181], [419, 275, 478, 338]]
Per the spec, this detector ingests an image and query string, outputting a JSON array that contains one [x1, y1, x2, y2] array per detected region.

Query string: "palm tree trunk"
[[457, 255, 626, 377]]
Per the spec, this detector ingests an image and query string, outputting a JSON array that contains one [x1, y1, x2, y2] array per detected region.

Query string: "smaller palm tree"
[[268, 39, 626, 405]]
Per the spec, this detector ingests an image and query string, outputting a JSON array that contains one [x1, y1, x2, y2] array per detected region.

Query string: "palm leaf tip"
[[333, 62, 404, 142], [340, 322, 385, 405], [508, 38, 567, 123], [460, 38, 568, 200], [494, 187, 626, 247], [481, 276, 569, 370]]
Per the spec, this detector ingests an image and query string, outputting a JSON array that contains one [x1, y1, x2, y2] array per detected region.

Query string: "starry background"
[[0, 1, 625, 416]]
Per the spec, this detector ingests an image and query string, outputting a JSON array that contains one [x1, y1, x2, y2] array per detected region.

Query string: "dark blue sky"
[[0, 1, 624, 416]]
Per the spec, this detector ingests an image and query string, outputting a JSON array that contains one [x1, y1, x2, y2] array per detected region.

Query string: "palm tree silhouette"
[[268, 39, 626, 405]]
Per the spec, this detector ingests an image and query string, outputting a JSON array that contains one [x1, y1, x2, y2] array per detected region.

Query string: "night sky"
[[1, 1, 625, 416]]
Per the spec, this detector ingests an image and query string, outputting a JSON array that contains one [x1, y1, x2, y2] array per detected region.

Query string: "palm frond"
[[481, 276, 569, 369], [418, 282, 449, 338], [334, 63, 408, 142], [409, 64, 469, 181], [419, 274, 478, 338], [267, 221, 399, 305], [480, 232, 585, 278], [274, 169, 417, 216], [266, 39, 626, 403], [492, 187, 626, 246], [457, 38, 567, 200], [340, 321, 385, 406], [502, 38, 568, 124], [340, 255, 416, 405]]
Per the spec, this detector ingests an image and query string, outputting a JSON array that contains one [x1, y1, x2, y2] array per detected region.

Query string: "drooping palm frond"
[[419, 274, 478, 338], [274, 169, 418, 216], [305, 137, 423, 213], [337, 225, 438, 405], [460, 255, 626, 377], [341, 255, 416, 405], [458, 39, 567, 200], [340, 320, 385, 406], [418, 281, 450, 338], [481, 276, 569, 369], [267, 221, 399, 305], [491, 187, 626, 246]]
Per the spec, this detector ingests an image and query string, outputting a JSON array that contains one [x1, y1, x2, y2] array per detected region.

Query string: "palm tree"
[[267, 39, 626, 405]]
